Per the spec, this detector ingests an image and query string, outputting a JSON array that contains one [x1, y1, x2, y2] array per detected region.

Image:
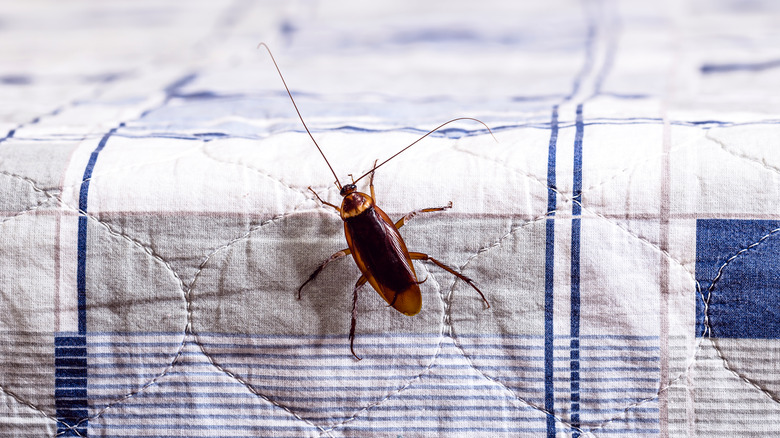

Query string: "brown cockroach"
[[258, 43, 491, 359]]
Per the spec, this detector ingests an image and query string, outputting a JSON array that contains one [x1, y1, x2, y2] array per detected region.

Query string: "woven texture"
[[1, 1, 779, 437]]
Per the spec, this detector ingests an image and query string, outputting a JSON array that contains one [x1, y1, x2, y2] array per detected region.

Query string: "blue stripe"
[[0, 128, 15, 144], [700, 58, 780, 74], [544, 105, 559, 437], [570, 103, 584, 437], [55, 336, 89, 435], [88, 361, 660, 373], [83, 350, 659, 361], [57, 124, 120, 436], [55, 347, 87, 356], [87, 381, 659, 395], [546, 106, 559, 213], [94, 425, 554, 434], [100, 401, 657, 415], [55, 336, 87, 346], [55, 357, 87, 367], [76, 126, 119, 334], [89, 371, 657, 383], [83, 331, 657, 340], [76, 216, 87, 334], [572, 104, 584, 216], [78, 127, 117, 212]]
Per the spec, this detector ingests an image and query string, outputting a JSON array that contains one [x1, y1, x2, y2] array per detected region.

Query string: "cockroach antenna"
[[257, 43, 493, 360], [352, 117, 497, 184], [257, 42, 343, 190]]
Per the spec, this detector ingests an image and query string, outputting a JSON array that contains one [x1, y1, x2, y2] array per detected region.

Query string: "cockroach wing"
[[344, 205, 422, 316]]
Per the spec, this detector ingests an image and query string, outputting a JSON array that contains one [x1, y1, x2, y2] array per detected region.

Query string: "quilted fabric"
[[1, 1, 779, 437]]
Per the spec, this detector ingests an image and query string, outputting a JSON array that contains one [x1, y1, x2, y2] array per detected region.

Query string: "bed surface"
[[1, 1, 779, 437]]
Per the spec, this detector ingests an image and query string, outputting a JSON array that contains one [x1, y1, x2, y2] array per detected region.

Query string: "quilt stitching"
[[0, 169, 188, 436], [314, 266, 450, 435], [0, 169, 59, 226], [3, 154, 451, 432], [706, 130, 780, 177], [3, 2, 779, 435], [0, 382, 60, 433], [0, 76, 317, 438], [0, 166, 341, 429], [0, 191, 328, 434], [199, 137, 379, 201], [447, 197, 707, 435], [700, 226, 780, 405], [4, 121, 765, 436], [446, 209, 585, 433], [188, 206, 487, 431], [192, 336, 335, 436], [446, 110, 780, 432], [1, 133, 702, 434], [0, 129, 739, 427], [0, 196, 54, 226]]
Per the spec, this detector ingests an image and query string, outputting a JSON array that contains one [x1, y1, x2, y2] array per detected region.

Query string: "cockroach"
[[258, 43, 492, 359]]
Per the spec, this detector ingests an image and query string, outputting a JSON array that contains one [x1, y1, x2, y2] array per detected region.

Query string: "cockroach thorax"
[[340, 191, 374, 220]]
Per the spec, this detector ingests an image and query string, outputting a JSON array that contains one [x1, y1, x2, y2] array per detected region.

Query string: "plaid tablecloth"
[[1, 1, 779, 436]]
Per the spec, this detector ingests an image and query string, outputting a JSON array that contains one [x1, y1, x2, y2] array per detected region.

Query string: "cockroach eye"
[[340, 184, 357, 197]]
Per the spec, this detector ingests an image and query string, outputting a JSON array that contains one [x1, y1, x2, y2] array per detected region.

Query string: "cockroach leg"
[[368, 159, 378, 201], [394, 201, 453, 230], [408, 251, 490, 309], [298, 248, 351, 299], [387, 290, 400, 308], [259, 43, 493, 359], [349, 275, 368, 360], [308, 186, 341, 212]]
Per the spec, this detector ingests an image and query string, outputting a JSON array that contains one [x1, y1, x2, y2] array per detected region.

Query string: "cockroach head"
[[340, 184, 357, 197]]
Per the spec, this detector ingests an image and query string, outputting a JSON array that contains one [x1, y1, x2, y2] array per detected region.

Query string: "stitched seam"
[[317, 262, 448, 435], [3, 139, 709, 434], [445, 210, 586, 433], [701, 227, 780, 404], [200, 141, 329, 199], [0, 383, 69, 435], [187, 201, 450, 433], [0, 170, 184, 427], [314, 203, 471, 432], [1, 169, 190, 292], [705, 130, 780, 177], [0, 192, 57, 227], [563, 199, 706, 433], [188, 200, 341, 433], [443, 196, 708, 433], [191, 335, 333, 437], [186, 199, 314, 297], [53, 341, 188, 437], [0, 169, 192, 435], [3, 167, 346, 429]]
